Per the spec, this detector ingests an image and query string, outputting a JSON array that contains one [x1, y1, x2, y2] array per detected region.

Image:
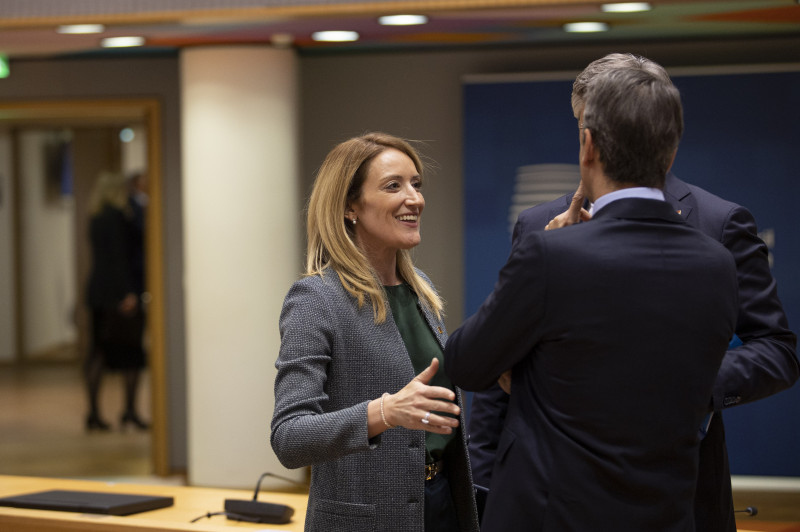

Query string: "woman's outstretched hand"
[[383, 358, 460, 434]]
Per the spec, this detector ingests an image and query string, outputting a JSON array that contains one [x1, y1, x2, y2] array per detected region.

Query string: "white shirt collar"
[[589, 187, 665, 216]]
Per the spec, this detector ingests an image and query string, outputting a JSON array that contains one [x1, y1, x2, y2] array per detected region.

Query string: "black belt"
[[425, 460, 444, 481]]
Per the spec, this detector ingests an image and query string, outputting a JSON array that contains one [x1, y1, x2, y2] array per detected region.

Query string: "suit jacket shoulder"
[[665, 173, 798, 409]]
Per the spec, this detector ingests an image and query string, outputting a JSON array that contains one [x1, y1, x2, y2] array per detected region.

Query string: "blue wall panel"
[[463, 68, 800, 476]]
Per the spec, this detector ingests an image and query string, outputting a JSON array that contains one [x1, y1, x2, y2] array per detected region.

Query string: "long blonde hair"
[[306, 132, 443, 323], [88, 171, 129, 216]]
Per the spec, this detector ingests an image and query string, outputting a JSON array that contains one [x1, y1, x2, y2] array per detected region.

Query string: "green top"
[[385, 283, 456, 463]]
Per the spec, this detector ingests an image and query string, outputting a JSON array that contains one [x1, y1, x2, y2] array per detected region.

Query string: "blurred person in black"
[[85, 171, 148, 431], [126, 170, 148, 302]]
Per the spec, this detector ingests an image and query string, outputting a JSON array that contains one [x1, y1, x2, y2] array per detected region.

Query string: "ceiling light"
[[601, 2, 651, 13], [311, 31, 359, 42], [378, 15, 429, 26], [57, 24, 105, 34], [101, 36, 146, 48], [563, 22, 610, 33]]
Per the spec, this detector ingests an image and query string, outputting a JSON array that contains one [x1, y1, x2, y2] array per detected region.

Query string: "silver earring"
[[351, 218, 357, 225]]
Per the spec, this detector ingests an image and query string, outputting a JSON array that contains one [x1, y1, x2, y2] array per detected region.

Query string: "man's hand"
[[545, 182, 591, 230], [498, 370, 512, 394]]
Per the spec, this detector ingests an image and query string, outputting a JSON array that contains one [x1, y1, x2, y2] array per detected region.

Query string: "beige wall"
[[181, 46, 302, 489], [17, 130, 77, 357]]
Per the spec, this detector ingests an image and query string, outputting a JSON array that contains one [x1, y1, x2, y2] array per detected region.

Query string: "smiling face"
[[347, 147, 425, 266]]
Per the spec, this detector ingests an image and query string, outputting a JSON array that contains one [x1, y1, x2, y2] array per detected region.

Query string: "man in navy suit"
[[467, 54, 798, 532], [445, 67, 739, 530]]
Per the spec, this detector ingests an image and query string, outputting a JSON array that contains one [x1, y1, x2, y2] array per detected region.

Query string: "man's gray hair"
[[572, 53, 672, 116], [582, 67, 683, 188]]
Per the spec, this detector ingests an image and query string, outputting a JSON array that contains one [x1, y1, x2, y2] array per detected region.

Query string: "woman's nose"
[[404, 185, 423, 204]]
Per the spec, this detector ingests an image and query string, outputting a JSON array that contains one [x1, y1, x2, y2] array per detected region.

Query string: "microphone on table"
[[735, 506, 758, 517], [223, 472, 302, 524], [190, 472, 300, 524]]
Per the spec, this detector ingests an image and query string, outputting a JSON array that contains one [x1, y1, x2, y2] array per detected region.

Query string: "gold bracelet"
[[380, 392, 396, 429]]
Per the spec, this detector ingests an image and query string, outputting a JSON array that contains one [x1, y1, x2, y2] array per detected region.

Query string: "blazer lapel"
[[418, 302, 447, 349]]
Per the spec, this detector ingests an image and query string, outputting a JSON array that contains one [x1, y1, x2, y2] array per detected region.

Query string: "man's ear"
[[667, 149, 678, 172], [581, 128, 596, 165]]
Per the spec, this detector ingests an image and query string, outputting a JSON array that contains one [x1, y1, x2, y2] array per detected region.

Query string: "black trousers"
[[424, 468, 460, 532]]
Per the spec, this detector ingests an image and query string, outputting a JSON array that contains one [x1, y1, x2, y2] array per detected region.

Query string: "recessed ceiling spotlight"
[[378, 14, 429, 26], [101, 36, 146, 48], [601, 2, 651, 13], [57, 24, 105, 34], [311, 31, 360, 42], [563, 22, 610, 33]]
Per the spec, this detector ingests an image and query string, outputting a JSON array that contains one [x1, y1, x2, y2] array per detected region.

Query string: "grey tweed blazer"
[[271, 268, 479, 532]]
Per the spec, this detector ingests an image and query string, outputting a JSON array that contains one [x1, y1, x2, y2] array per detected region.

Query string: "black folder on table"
[[0, 489, 174, 516]]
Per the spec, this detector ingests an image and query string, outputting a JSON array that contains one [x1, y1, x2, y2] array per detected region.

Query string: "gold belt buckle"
[[425, 461, 441, 481]]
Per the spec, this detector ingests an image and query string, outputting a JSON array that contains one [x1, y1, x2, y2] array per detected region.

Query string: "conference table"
[[738, 524, 800, 532], [0, 475, 308, 531], [1, 474, 798, 531]]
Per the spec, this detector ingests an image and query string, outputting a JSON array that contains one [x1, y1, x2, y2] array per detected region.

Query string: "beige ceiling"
[[1, 0, 799, 59]]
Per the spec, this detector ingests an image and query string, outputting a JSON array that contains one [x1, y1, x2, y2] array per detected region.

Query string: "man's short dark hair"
[[571, 53, 672, 116], [582, 68, 684, 188]]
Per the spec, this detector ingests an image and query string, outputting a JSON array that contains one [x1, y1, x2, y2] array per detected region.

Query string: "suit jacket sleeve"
[[467, 383, 508, 488], [445, 230, 548, 391], [270, 278, 376, 470], [711, 204, 798, 410], [467, 199, 569, 487]]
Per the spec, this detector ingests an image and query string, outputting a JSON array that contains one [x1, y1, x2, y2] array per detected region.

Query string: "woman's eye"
[[412, 180, 422, 189]]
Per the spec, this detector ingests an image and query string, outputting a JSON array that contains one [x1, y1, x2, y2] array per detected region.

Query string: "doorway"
[[0, 99, 168, 477]]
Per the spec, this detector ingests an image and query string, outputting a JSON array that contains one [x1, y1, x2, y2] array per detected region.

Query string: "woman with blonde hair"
[[85, 171, 148, 431], [271, 132, 479, 532]]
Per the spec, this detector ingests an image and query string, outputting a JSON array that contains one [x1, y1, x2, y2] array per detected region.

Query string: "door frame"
[[0, 98, 169, 476]]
